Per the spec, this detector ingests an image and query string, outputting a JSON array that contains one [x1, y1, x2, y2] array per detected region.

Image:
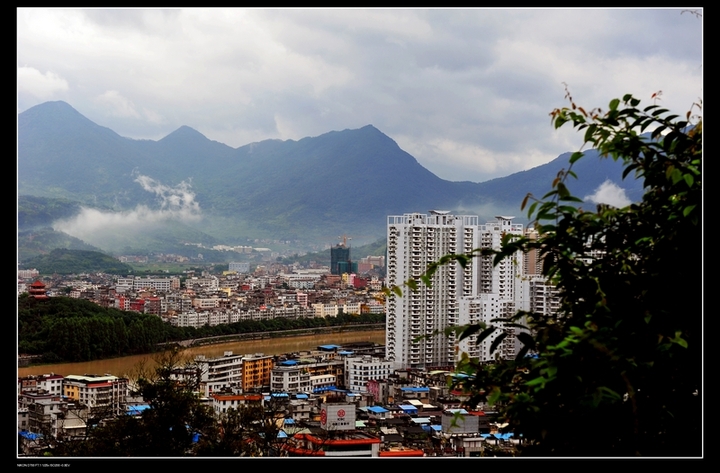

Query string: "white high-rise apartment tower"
[[385, 212, 524, 369]]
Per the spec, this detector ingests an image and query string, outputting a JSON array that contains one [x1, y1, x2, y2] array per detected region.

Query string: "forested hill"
[[24, 248, 134, 275], [19, 101, 643, 249], [18, 295, 174, 363]]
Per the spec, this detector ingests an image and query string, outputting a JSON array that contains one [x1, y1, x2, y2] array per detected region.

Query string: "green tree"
[[54, 349, 216, 456], [52, 348, 293, 457], [400, 92, 702, 456]]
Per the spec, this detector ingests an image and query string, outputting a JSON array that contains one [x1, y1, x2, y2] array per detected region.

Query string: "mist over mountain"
[[18, 101, 643, 254]]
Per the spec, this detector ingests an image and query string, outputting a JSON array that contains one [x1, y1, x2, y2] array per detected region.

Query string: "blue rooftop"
[[400, 387, 430, 392], [126, 404, 150, 415], [19, 431, 42, 440], [318, 344, 340, 351], [367, 406, 389, 413]]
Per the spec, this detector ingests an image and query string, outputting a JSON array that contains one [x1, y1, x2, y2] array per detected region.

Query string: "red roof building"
[[28, 280, 49, 300]]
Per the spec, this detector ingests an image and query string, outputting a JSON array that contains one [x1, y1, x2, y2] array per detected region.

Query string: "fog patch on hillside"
[[53, 174, 201, 249]]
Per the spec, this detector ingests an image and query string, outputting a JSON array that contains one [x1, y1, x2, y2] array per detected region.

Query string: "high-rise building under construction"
[[331, 236, 354, 275]]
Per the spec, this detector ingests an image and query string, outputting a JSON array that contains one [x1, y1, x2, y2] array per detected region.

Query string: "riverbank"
[[17, 329, 386, 378], [172, 323, 385, 348]]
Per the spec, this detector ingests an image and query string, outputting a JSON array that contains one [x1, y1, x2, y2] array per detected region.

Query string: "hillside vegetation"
[[18, 295, 385, 363], [24, 248, 134, 275]]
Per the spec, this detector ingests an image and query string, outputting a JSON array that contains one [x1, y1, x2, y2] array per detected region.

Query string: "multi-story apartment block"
[[18, 269, 39, 279], [25, 373, 64, 397], [458, 294, 517, 362], [241, 353, 274, 392], [131, 277, 180, 292], [62, 374, 128, 416], [229, 262, 250, 273], [286, 398, 313, 422], [528, 276, 561, 317], [195, 351, 244, 397], [386, 211, 479, 369], [210, 392, 263, 415], [184, 276, 219, 291], [271, 362, 312, 393], [310, 373, 337, 393], [344, 356, 392, 393], [522, 228, 542, 276], [192, 297, 220, 309], [386, 212, 525, 369]]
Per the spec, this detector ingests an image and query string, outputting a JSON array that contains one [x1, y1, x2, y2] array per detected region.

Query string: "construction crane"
[[337, 235, 352, 247]]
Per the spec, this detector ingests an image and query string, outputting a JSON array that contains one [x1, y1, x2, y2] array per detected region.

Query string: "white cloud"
[[17, 66, 69, 99], [584, 180, 632, 208], [95, 90, 141, 119], [53, 174, 201, 245]]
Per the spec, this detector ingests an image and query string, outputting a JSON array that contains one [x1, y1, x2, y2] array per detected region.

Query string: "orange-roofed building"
[[210, 392, 263, 415]]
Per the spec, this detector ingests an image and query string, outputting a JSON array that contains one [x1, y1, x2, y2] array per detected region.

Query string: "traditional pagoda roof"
[[28, 280, 49, 300]]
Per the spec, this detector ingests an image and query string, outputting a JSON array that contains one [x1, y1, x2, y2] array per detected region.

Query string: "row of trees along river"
[[19, 293, 385, 370]]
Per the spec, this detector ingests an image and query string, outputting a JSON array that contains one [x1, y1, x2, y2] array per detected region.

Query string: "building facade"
[[330, 243, 353, 275], [271, 362, 312, 393], [241, 353, 274, 392], [62, 374, 128, 416], [196, 351, 244, 396], [386, 212, 525, 369], [344, 356, 392, 393]]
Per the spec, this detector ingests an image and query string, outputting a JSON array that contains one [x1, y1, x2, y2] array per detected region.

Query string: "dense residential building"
[[210, 392, 263, 415], [271, 361, 312, 393], [229, 261, 250, 273], [19, 341, 517, 457], [385, 212, 525, 369], [184, 275, 219, 291], [195, 351, 244, 396], [131, 277, 180, 292], [62, 374, 128, 416], [26, 373, 64, 397], [344, 356, 392, 393], [386, 211, 479, 369], [241, 353, 274, 392], [522, 227, 542, 276], [528, 277, 560, 317], [18, 268, 39, 279], [461, 216, 526, 362]]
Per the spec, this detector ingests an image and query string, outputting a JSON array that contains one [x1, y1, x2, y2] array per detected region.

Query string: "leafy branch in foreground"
[[389, 91, 701, 456]]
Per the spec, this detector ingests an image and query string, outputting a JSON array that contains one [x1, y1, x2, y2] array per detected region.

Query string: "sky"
[[17, 8, 702, 183]]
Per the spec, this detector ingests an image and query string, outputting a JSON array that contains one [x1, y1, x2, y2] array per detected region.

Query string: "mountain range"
[[18, 100, 643, 255]]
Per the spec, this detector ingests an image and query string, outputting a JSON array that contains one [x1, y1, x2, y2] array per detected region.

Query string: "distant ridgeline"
[[18, 100, 643, 254]]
